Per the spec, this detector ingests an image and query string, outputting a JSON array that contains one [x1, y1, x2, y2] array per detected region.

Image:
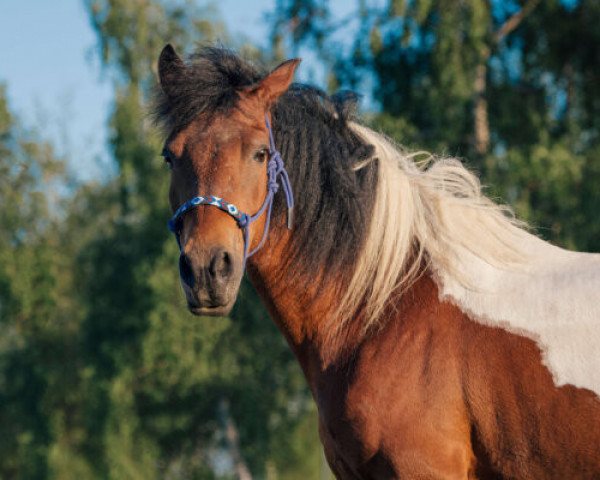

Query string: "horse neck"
[[245, 226, 364, 373], [244, 227, 432, 385]]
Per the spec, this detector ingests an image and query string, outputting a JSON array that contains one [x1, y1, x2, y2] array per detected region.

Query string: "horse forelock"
[[153, 46, 264, 134]]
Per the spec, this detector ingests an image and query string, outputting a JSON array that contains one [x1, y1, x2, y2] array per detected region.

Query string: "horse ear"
[[250, 58, 301, 107], [158, 44, 185, 98]]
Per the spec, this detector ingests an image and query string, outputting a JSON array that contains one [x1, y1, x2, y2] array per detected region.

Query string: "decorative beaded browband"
[[168, 114, 294, 269]]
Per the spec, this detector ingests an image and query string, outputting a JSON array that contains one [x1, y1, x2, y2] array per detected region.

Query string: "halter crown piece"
[[168, 114, 294, 270]]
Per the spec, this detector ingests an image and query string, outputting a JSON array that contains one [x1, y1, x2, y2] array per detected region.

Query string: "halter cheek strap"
[[167, 114, 294, 270]]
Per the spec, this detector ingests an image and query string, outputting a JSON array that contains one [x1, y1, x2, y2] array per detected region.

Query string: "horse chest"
[[315, 370, 380, 464], [314, 369, 474, 479], [315, 374, 397, 478], [311, 324, 472, 478]]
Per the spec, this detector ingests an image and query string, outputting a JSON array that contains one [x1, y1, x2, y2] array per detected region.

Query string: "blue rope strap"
[[168, 114, 294, 269], [168, 195, 246, 232]]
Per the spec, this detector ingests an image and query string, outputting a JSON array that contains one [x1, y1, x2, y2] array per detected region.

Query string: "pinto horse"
[[155, 44, 600, 479]]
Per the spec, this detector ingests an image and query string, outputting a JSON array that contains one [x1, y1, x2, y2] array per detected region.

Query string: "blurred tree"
[[77, 0, 321, 478], [0, 84, 83, 478], [2, 1, 322, 477], [271, 0, 600, 252]]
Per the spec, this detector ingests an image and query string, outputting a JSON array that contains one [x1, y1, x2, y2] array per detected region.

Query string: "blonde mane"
[[334, 124, 534, 333]]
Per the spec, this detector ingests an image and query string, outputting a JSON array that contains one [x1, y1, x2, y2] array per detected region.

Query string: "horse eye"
[[254, 148, 269, 163], [162, 153, 173, 169]]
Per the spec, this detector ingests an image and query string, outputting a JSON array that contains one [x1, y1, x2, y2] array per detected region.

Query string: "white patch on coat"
[[438, 235, 600, 396]]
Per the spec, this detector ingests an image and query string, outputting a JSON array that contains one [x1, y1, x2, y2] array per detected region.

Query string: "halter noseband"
[[167, 114, 294, 269]]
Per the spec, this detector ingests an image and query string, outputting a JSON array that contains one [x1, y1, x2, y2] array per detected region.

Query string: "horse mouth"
[[188, 303, 233, 317], [183, 281, 239, 317]]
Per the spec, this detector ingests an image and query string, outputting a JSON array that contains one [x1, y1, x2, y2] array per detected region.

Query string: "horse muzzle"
[[178, 247, 241, 316]]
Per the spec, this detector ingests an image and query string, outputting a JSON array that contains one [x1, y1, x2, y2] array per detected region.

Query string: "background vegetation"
[[1, 0, 598, 478]]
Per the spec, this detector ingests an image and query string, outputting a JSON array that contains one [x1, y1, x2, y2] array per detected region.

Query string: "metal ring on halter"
[[168, 114, 294, 270]]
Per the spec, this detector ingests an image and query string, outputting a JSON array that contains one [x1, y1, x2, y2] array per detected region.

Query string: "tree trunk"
[[218, 397, 253, 480], [473, 0, 542, 155], [474, 61, 490, 155]]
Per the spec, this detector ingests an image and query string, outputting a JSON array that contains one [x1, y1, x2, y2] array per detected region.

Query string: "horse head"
[[157, 44, 300, 316]]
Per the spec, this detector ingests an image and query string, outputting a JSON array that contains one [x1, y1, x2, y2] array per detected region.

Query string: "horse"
[[154, 44, 600, 479]]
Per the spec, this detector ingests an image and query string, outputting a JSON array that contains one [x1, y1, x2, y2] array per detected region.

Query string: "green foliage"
[[1, 0, 323, 476], [81, 1, 321, 476], [0, 83, 76, 480]]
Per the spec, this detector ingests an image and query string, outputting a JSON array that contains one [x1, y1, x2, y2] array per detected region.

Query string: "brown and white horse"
[[155, 44, 600, 479]]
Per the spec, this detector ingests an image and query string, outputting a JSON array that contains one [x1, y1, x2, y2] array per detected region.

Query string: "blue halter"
[[167, 114, 294, 269]]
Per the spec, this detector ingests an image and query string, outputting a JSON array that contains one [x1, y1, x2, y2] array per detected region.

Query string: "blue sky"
[[0, 0, 354, 182], [0, 1, 113, 180], [0, 0, 581, 182]]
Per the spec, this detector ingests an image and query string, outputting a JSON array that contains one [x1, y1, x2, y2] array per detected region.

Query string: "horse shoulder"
[[315, 276, 478, 478]]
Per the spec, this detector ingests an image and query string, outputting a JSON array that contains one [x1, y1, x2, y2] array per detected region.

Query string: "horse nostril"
[[209, 250, 233, 281], [179, 253, 195, 288]]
